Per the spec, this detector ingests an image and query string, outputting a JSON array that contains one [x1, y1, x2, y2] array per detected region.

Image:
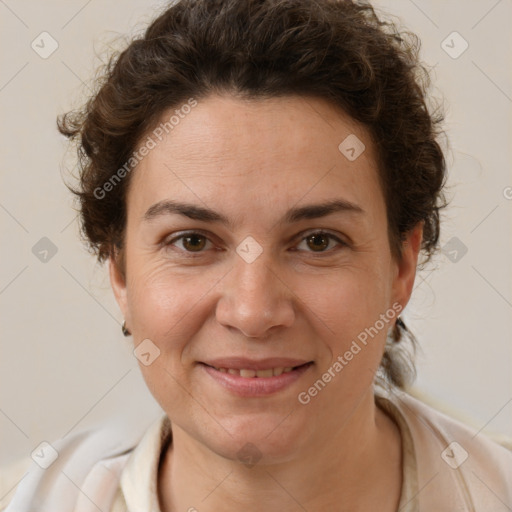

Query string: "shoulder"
[[406, 387, 512, 451], [395, 389, 512, 460], [377, 387, 512, 511], [1, 457, 32, 511], [1, 417, 152, 512]]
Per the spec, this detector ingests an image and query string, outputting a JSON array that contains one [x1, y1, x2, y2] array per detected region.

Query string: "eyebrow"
[[143, 198, 364, 226]]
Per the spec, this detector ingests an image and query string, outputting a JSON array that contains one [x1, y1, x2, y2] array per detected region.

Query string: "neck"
[[158, 390, 402, 512]]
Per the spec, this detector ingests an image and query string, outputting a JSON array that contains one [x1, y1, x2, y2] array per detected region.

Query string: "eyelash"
[[163, 229, 348, 257]]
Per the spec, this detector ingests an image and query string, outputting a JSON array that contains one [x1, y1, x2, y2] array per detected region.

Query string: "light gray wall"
[[1, 0, 511, 471]]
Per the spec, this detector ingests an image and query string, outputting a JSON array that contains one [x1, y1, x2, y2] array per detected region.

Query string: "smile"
[[208, 366, 298, 378], [199, 362, 313, 397]]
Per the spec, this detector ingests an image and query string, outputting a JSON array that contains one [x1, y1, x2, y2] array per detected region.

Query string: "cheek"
[[127, 263, 210, 343], [125, 266, 208, 413], [299, 278, 395, 411], [307, 262, 394, 384], [311, 260, 392, 332]]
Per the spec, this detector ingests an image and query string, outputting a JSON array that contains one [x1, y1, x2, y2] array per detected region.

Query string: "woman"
[[4, 0, 511, 511]]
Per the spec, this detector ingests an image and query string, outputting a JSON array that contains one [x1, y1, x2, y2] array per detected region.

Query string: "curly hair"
[[58, 0, 447, 388]]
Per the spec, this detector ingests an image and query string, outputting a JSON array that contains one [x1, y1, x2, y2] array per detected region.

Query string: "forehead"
[[128, 94, 384, 223]]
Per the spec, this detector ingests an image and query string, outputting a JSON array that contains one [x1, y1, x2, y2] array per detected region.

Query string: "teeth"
[[255, 368, 273, 378], [214, 366, 298, 377]]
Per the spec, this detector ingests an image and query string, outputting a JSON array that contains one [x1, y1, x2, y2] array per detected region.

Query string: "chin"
[[203, 411, 311, 466]]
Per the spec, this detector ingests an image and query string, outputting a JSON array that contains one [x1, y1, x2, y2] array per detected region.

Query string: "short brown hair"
[[58, 0, 447, 388]]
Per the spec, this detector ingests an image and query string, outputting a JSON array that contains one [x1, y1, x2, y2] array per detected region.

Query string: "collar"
[[118, 393, 418, 512], [119, 413, 172, 512]]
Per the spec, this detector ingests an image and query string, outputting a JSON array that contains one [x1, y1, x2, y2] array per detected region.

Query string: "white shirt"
[[3, 388, 512, 511]]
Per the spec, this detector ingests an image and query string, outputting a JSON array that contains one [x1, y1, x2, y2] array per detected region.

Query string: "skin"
[[110, 94, 422, 511]]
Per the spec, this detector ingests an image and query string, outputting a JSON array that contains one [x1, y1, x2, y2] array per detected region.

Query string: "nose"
[[215, 251, 296, 338]]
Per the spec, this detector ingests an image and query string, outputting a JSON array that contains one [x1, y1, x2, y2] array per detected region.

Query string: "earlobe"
[[109, 253, 128, 319], [392, 222, 423, 310]]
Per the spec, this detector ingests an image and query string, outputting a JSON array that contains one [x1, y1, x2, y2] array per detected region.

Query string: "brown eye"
[[165, 232, 213, 255], [295, 231, 346, 254], [306, 233, 330, 252], [181, 234, 207, 252]]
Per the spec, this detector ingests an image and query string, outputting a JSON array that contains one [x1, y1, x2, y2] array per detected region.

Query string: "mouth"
[[198, 360, 314, 397], [201, 363, 311, 378]]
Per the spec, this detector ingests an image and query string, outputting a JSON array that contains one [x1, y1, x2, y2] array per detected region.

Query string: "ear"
[[391, 222, 423, 310], [109, 252, 129, 320]]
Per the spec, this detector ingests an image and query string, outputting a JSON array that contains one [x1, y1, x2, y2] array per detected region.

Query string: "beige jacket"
[[2, 389, 511, 511]]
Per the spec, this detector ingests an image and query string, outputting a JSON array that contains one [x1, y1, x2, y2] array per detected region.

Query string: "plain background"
[[1, 0, 511, 476]]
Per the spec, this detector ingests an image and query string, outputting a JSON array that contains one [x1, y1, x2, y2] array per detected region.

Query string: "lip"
[[199, 361, 313, 397], [201, 357, 311, 371]]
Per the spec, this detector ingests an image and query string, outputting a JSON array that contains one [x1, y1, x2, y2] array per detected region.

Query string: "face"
[[110, 94, 421, 464]]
